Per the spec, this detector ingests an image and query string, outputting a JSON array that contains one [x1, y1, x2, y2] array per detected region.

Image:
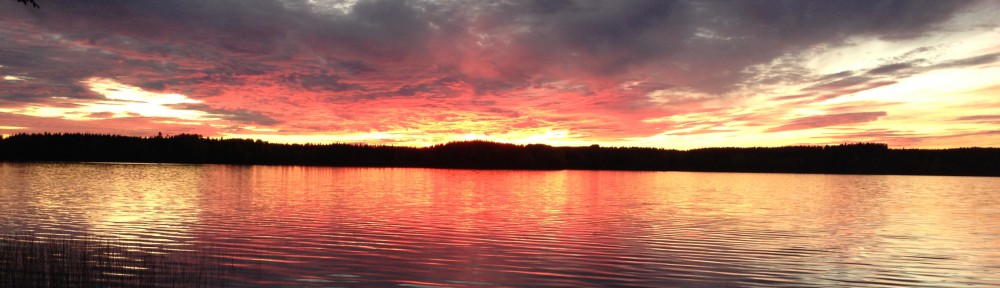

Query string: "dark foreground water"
[[1, 163, 998, 287]]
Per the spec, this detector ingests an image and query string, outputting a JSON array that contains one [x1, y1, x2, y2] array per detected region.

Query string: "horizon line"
[[3, 131, 998, 151]]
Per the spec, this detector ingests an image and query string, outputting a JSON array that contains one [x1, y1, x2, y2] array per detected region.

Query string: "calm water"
[[1, 163, 998, 287]]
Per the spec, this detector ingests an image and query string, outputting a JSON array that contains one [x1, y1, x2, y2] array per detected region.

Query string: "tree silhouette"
[[15, 0, 39, 8], [1, 133, 998, 176]]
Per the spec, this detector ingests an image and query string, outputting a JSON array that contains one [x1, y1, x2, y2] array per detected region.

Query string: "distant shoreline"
[[2, 133, 998, 177]]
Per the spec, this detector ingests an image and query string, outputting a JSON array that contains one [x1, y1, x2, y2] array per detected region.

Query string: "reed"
[[0, 233, 236, 287]]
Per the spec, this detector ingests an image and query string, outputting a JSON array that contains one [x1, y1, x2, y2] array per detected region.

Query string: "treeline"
[[0, 133, 997, 176]]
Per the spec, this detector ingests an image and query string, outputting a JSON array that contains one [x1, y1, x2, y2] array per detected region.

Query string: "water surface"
[[1, 163, 998, 287]]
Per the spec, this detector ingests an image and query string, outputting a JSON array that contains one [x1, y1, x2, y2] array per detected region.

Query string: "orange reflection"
[[185, 166, 1000, 286], [6, 163, 997, 286]]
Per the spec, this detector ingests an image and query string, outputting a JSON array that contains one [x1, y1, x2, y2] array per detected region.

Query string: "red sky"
[[2, 0, 999, 149]]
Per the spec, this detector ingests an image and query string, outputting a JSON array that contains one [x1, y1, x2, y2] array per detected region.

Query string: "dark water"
[[1, 163, 998, 287]]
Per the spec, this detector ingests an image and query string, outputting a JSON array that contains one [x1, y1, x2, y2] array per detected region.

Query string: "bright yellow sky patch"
[[0, 78, 215, 122]]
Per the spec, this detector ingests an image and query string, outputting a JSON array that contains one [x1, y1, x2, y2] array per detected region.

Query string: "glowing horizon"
[[2, 1, 999, 149]]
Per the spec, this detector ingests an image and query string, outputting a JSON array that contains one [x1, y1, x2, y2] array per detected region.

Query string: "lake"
[[1, 163, 998, 287]]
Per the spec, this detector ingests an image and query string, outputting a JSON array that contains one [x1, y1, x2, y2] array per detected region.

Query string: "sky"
[[1, 0, 999, 149]]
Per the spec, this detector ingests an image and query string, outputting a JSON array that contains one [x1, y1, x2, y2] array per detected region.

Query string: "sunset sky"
[[1, 0, 999, 149]]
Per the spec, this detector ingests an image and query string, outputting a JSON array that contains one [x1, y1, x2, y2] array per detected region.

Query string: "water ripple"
[[2, 163, 999, 287]]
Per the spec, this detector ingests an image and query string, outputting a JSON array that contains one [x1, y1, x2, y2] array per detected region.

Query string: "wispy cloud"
[[766, 112, 888, 133]]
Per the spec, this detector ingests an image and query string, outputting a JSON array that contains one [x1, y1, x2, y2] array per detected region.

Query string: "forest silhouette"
[[0, 133, 997, 176]]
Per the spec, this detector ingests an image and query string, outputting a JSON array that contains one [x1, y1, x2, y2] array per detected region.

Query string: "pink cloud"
[[766, 112, 888, 132]]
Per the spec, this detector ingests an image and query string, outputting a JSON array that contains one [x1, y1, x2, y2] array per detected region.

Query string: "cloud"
[[1, 0, 976, 98], [766, 112, 888, 132], [280, 73, 363, 92], [867, 62, 915, 75], [168, 103, 281, 126], [807, 76, 879, 90], [932, 53, 1000, 69], [0, 0, 994, 147], [783, 49, 1000, 105], [954, 114, 1000, 123]]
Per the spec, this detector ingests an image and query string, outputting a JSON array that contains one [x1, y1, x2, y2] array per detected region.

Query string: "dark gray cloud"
[[685, 0, 971, 92], [216, 108, 282, 125], [0, 35, 116, 100], [331, 60, 378, 75], [0, 0, 979, 111], [0, 92, 79, 107], [867, 63, 915, 75], [719, 1, 970, 40], [169, 103, 281, 125], [280, 73, 363, 92], [817, 71, 856, 82]]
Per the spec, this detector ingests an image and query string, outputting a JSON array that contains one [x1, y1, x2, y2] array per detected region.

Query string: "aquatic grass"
[[0, 233, 237, 287]]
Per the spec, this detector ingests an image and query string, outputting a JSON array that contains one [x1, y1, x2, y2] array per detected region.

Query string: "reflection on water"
[[1, 163, 999, 287], [0, 163, 201, 249]]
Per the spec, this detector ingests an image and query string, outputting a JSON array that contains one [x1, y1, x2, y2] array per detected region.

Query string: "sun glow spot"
[[787, 107, 828, 117], [81, 78, 209, 120], [462, 133, 481, 141], [0, 78, 248, 126], [87, 79, 200, 105], [242, 126, 279, 133]]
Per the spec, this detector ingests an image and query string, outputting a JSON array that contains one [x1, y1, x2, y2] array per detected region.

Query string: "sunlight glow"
[[81, 78, 209, 120], [86, 78, 200, 105], [0, 78, 213, 122]]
